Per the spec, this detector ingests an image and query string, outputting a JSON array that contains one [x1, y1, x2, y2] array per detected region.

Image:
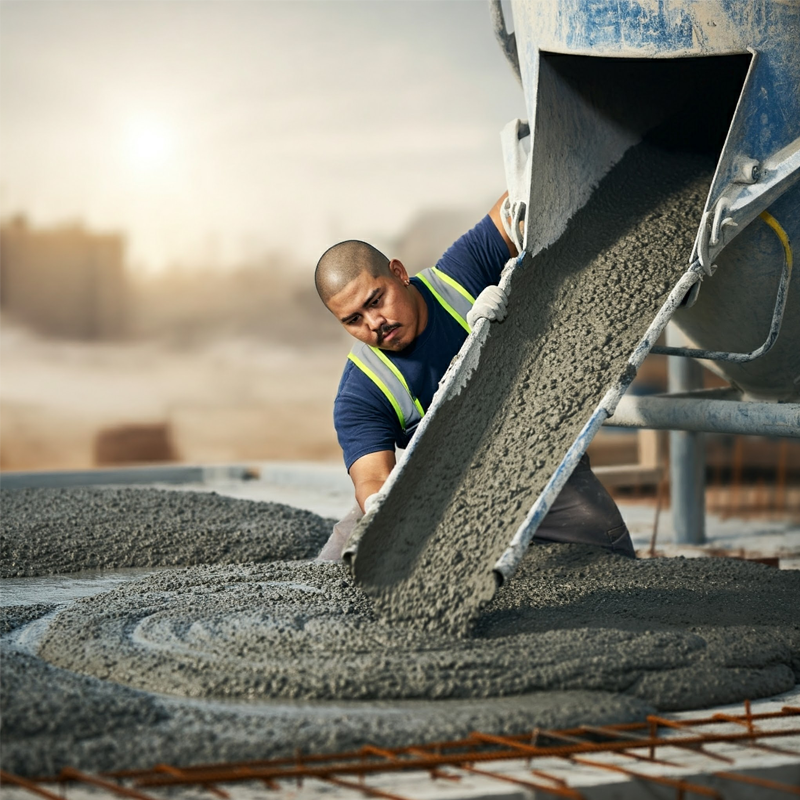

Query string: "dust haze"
[[0, 211, 485, 472]]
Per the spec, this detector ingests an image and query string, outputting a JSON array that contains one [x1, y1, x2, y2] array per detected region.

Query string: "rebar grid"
[[2, 702, 799, 799]]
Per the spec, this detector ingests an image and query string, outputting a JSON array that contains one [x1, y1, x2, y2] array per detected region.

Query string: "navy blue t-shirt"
[[334, 215, 510, 471]]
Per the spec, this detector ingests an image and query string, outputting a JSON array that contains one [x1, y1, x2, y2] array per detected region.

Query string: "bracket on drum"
[[653, 209, 794, 364]]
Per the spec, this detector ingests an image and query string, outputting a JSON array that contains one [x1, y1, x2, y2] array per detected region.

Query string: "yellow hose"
[[759, 210, 793, 273]]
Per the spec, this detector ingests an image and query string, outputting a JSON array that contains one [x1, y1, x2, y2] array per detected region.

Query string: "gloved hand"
[[466, 285, 508, 330], [316, 494, 380, 562], [316, 503, 362, 561]]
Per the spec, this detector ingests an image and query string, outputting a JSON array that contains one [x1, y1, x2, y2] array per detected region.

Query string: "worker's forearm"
[[349, 450, 396, 514], [489, 192, 518, 257], [356, 480, 385, 513]]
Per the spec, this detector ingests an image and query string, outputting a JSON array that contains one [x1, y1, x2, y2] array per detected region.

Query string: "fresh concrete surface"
[[1, 467, 798, 795], [33, 549, 799, 707], [2, 484, 798, 778], [0, 485, 333, 578]]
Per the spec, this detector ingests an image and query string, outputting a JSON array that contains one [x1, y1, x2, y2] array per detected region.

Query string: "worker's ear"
[[388, 259, 409, 284]]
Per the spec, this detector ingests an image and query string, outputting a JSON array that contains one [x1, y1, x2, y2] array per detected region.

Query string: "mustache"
[[377, 323, 400, 345]]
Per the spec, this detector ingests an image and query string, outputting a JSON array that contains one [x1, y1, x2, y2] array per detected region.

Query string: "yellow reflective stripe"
[[348, 352, 405, 430], [417, 272, 471, 334], [431, 266, 476, 304], [760, 210, 793, 272], [369, 347, 426, 419]]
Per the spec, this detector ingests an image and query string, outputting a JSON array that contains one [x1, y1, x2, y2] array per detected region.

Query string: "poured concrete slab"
[[1, 474, 798, 782]]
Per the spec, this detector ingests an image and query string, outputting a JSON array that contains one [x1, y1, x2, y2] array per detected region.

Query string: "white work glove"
[[466, 286, 508, 330], [315, 494, 379, 562]]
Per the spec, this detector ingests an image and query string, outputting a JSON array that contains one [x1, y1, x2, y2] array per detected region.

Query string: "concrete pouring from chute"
[[344, 0, 800, 630]]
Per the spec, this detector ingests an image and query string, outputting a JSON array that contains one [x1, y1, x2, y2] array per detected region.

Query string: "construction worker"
[[314, 194, 635, 561]]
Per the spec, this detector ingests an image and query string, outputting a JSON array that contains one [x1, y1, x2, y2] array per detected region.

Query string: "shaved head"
[[315, 240, 391, 305]]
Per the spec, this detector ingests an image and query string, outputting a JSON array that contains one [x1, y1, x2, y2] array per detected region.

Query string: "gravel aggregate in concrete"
[[0, 487, 333, 577], [19, 538, 796, 777], [1, 603, 57, 634], [37, 546, 799, 710], [4, 606, 652, 777], [352, 143, 717, 634], [1, 647, 169, 751], [1, 648, 650, 777]]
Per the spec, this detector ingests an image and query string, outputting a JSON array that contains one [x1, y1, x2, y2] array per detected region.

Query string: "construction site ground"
[[2, 461, 799, 799], [3, 688, 798, 799]]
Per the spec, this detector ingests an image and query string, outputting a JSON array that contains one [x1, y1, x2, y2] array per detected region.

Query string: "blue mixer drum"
[[496, 0, 800, 399]]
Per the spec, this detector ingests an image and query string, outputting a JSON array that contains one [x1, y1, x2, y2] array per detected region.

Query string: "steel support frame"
[[605, 393, 800, 438], [604, 370, 800, 547], [667, 327, 707, 544]]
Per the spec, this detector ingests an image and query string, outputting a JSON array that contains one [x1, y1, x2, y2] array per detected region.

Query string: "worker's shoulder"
[[435, 214, 508, 295], [335, 357, 360, 394]]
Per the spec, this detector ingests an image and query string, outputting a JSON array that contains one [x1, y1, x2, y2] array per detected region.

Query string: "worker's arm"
[[489, 192, 519, 258], [463, 193, 514, 330], [349, 450, 396, 513]]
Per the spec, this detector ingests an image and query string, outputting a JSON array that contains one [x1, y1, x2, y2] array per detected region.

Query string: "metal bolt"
[[734, 157, 760, 184]]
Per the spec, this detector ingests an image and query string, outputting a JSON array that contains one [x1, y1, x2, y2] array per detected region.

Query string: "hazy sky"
[[1, 0, 524, 271]]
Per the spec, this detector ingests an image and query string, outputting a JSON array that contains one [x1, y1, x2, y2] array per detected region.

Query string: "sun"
[[126, 117, 174, 168]]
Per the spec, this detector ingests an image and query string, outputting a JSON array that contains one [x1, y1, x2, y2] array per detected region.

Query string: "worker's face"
[[327, 260, 422, 352]]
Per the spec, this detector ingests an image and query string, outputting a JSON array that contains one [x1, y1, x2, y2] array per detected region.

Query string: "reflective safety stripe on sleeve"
[[416, 271, 471, 334]]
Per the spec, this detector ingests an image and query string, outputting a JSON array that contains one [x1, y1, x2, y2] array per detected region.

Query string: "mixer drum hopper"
[[501, 0, 800, 400]]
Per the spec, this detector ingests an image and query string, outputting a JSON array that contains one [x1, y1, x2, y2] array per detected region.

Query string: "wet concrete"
[[0, 487, 333, 577], [1, 648, 169, 763], [3, 562, 658, 776], [2, 630, 650, 776], [37, 546, 800, 707], [5, 543, 798, 775], [353, 144, 718, 634], [1, 603, 57, 634]]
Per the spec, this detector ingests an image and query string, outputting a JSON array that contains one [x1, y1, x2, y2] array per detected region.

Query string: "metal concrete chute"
[[514, 54, 736, 257]]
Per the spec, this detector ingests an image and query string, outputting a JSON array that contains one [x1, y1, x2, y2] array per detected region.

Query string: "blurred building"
[[0, 215, 127, 339]]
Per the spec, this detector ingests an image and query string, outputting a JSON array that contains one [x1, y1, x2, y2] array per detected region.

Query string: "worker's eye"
[[370, 295, 381, 307]]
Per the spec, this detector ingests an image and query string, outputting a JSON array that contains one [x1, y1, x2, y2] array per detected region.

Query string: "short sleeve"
[[435, 215, 511, 299], [334, 364, 405, 471]]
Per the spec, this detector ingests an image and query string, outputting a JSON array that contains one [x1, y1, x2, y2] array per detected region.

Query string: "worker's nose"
[[365, 310, 386, 331]]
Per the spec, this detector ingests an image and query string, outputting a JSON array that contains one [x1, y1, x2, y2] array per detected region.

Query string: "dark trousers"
[[533, 454, 635, 558]]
